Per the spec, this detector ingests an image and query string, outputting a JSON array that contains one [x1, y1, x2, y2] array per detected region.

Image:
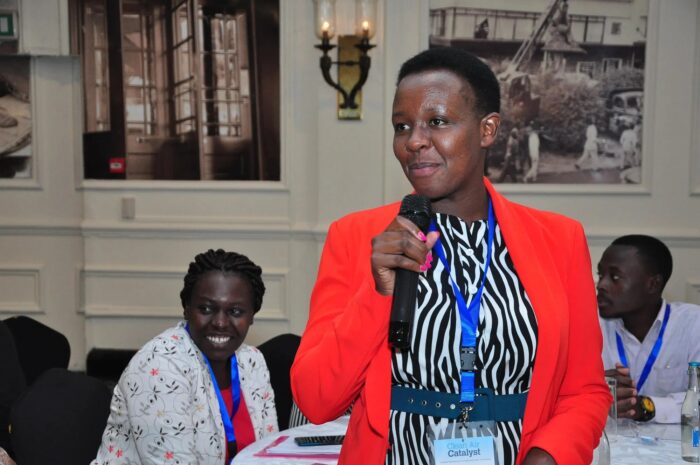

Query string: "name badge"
[[433, 436, 495, 465]]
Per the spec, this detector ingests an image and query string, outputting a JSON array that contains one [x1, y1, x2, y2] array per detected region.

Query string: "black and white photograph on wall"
[[69, 0, 280, 181], [0, 56, 31, 178], [429, 0, 648, 184]]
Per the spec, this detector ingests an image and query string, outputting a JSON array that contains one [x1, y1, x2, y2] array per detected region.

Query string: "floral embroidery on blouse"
[[91, 322, 278, 465]]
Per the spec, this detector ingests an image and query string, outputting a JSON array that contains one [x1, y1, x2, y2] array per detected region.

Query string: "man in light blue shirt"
[[598, 235, 700, 423]]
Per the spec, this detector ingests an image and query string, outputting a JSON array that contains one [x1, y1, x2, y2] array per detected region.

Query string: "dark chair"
[[0, 320, 25, 454], [3, 316, 70, 386], [9, 368, 112, 465], [86, 348, 137, 390], [257, 333, 301, 430]]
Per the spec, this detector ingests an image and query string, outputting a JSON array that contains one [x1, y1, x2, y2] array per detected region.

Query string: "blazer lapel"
[[485, 179, 563, 436]]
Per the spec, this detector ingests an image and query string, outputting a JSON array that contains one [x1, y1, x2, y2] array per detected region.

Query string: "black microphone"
[[388, 194, 432, 349]]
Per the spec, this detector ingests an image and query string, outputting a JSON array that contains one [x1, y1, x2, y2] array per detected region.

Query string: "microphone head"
[[398, 194, 432, 233]]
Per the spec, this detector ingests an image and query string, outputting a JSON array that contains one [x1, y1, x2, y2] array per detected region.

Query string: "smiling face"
[[184, 271, 255, 365], [596, 245, 659, 319], [392, 69, 499, 213]]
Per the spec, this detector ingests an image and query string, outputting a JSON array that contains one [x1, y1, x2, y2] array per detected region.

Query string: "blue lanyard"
[[615, 303, 671, 393], [185, 323, 240, 443], [429, 198, 495, 403]]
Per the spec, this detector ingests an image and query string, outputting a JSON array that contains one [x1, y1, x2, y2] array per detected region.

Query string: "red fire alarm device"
[[109, 157, 126, 174]]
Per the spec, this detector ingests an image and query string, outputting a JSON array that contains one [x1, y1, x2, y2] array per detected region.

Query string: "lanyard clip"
[[458, 403, 474, 423], [460, 346, 477, 372]]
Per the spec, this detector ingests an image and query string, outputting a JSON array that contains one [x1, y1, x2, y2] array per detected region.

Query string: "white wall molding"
[[82, 266, 289, 321], [0, 265, 43, 314], [75, 265, 84, 315], [29, 56, 42, 190], [81, 219, 326, 241], [0, 219, 328, 241], [83, 307, 288, 322], [585, 229, 700, 248], [690, 1, 700, 195], [80, 180, 289, 192], [19, 0, 70, 55], [72, 58, 84, 189], [278, 0, 291, 186], [0, 179, 43, 190], [1, 221, 698, 246], [686, 279, 700, 306], [638, 0, 660, 192], [0, 221, 82, 236]]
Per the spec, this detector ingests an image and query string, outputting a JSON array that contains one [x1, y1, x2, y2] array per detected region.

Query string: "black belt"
[[390, 386, 528, 422]]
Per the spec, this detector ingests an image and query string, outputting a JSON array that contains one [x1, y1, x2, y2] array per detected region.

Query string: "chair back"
[[257, 333, 301, 430], [0, 320, 25, 453], [4, 316, 70, 385], [9, 368, 111, 465], [86, 348, 137, 390]]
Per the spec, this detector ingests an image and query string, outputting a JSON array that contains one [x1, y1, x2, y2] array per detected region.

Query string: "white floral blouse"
[[91, 322, 278, 465]]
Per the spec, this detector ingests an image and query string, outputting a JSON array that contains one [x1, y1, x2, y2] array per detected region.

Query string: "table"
[[233, 417, 691, 465], [232, 416, 349, 465], [610, 421, 688, 465]]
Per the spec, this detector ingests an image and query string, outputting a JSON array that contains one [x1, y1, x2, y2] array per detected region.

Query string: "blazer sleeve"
[[291, 219, 392, 424], [526, 224, 612, 465]]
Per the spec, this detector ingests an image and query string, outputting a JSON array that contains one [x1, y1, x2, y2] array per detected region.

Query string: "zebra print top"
[[387, 213, 538, 465]]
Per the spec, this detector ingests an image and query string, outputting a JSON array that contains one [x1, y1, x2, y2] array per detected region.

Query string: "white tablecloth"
[[610, 421, 688, 465], [233, 417, 690, 465], [232, 416, 349, 465]]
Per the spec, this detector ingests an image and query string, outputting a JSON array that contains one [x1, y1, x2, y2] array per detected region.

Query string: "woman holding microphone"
[[292, 47, 610, 465]]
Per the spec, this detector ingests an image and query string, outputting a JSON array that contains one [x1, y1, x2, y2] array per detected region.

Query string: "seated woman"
[[92, 249, 278, 465]]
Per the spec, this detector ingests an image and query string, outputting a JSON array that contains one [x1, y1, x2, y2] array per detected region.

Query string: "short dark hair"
[[180, 249, 265, 312], [396, 47, 500, 116], [611, 235, 673, 289]]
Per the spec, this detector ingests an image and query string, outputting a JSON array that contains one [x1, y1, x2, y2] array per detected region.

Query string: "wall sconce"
[[313, 0, 377, 120]]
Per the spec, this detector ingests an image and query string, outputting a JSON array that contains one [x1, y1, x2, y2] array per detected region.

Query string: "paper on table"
[[254, 436, 341, 459]]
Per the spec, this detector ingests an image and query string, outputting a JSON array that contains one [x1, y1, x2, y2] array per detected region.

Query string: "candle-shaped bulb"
[[361, 20, 370, 39], [355, 0, 376, 38], [314, 0, 336, 39]]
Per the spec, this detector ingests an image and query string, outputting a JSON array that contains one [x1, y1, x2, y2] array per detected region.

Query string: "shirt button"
[[465, 249, 475, 257], [468, 285, 478, 294]]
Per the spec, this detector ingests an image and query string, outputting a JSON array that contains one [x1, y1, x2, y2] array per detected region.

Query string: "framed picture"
[[0, 55, 31, 179], [429, 0, 650, 188], [69, 0, 280, 181]]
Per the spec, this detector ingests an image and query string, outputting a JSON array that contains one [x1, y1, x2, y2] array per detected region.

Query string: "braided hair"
[[180, 249, 265, 312]]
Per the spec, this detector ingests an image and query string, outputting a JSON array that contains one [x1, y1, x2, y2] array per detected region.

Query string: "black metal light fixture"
[[313, 0, 377, 120]]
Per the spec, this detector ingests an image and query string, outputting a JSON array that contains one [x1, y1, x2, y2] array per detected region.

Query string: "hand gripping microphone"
[[388, 194, 432, 349]]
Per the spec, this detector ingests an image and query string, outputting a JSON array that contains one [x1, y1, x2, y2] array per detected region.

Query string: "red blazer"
[[291, 179, 610, 465]]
